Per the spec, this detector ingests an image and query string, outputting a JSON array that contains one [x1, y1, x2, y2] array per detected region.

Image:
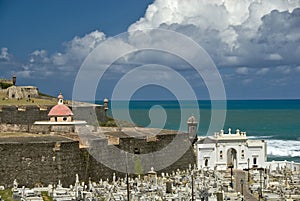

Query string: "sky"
[[1, 0, 300, 100]]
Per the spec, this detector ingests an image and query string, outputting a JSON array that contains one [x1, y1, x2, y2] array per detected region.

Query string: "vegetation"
[[99, 116, 117, 127], [0, 92, 57, 106], [38, 92, 55, 99], [134, 156, 144, 175], [0, 189, 16, 201], [41, 191, 54, 201], [0, 82, 13, 89]]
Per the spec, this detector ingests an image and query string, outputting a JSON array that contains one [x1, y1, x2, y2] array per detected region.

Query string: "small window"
[[63, 117, 67, 121], [241, 150, 245, 159], [134, 148, 140, 154], [55, 117, 58, 122], [253, 157, 257, 165], [12, 94, 15, 98], [205, 159, 208, 167], [220, 151, 223, 159]]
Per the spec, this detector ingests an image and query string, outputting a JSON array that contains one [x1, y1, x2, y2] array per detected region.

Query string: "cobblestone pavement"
[[235, 170, 258, 201]]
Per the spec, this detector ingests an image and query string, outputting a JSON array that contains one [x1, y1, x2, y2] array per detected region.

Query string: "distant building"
[[7, 85, 39, 99], [48, 93, 73, 122], [196, 128, 267, 170], [34, 93, 86, 133]]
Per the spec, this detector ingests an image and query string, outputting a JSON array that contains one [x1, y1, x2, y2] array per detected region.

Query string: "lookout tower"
[[103, 98, 109, 112], [12, 75, 16, 85], [187, 115, 198, 137]]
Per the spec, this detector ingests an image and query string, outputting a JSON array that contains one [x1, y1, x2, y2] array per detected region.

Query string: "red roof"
[[48, 104, 73, 116]]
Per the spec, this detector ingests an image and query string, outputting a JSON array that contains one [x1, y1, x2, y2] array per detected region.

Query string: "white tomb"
[[196, 128, 267, 170]]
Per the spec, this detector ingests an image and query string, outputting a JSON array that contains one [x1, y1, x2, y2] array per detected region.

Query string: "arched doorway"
[[227, 148, 237, 168]]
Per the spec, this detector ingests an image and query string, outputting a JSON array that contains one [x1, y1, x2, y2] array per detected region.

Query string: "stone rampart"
[[0, 133, 196, 188]]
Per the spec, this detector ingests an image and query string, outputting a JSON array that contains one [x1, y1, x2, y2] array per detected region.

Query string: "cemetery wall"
[[0, 133, 195, 188]]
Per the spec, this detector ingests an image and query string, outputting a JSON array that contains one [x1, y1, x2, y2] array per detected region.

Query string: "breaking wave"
[[266, 139, 300, 157], [248, 135, 273, 139]]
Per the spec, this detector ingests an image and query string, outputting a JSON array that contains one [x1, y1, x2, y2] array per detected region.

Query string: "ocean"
[[98, 99, 300, 163]]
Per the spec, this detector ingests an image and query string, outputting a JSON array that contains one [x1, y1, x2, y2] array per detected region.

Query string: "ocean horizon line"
[[93, 98, 300, 102]]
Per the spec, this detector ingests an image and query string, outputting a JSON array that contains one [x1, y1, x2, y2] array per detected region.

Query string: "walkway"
[[234, 170, 258, 201]]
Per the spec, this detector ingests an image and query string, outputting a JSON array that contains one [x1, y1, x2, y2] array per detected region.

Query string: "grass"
[[0, 189, 15, 201], [0, 97, 56, 106], [41, 191, 54, 201], [0, 92, 57, 106]]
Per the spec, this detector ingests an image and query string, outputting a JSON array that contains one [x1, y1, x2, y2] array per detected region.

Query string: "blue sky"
[[1, 0, 300, 100]]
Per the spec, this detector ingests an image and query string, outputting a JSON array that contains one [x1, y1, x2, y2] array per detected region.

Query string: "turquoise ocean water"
[[98, 100, 300, 163]]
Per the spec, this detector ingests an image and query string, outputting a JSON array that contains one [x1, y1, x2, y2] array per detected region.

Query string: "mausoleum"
[[197, 128, 267, 170]]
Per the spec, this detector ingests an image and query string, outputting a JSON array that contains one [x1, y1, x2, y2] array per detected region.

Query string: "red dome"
[[48, 104, 73, 116]]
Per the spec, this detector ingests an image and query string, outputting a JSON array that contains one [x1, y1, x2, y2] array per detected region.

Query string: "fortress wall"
[[87, 134, 196, 180], [0, 133, 196, 188], [0, 105, 51, 125], [0, 140, 84, 188]]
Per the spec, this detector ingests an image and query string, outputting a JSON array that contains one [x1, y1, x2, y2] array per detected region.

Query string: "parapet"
[[214, 128, 247, 139]]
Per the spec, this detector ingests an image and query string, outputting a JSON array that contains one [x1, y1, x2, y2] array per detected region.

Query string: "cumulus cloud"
[[256, 67, 270, 75], [236, 67, 249, 75], [0, 47, 12, 62], [52, 30, 106, 66], [276, 66, 291, 74], [29, 50, 50, 63], [128, 0, 300, 71]]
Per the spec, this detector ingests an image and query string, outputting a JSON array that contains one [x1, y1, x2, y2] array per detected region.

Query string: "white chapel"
[[196, 128, 267, 171]]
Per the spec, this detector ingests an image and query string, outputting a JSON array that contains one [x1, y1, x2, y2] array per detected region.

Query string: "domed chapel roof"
[[48, 93, 73, 117]]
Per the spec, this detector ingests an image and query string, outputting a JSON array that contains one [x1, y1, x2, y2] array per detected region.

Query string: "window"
[[134, 148, 140, 154], [55, 117, 57, 122], [63, 117, 67, 121], [253, 157, 257, 165], [241, 150, 245, 159], [220, 151, 223, 159], [205, 159, 208, 167]]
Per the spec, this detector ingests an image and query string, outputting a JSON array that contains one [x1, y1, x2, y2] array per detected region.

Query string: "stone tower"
[[187, 115, 198, 137]]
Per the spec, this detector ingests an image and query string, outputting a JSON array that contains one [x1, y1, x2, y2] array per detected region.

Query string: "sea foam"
[[266, 139, 300, 157]]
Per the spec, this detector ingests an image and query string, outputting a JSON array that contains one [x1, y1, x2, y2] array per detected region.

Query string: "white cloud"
[[64, 30, 105, 60], [242, 78, 253, 85], [0, 47, 11, 62], [236, 67, 249, 75], [266, 53, 282, 61], [276, 66, 291, 74], [256, 67, 270, 75], [128, 0, 300, 71], [296, 66, 300, 72], [29, 49, 50, 63]]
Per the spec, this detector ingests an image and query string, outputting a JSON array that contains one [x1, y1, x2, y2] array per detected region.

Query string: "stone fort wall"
[[0, 134, 195, 188]]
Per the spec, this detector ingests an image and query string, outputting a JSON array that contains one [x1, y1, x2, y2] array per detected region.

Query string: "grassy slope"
[[0, 91, 57, 106]]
